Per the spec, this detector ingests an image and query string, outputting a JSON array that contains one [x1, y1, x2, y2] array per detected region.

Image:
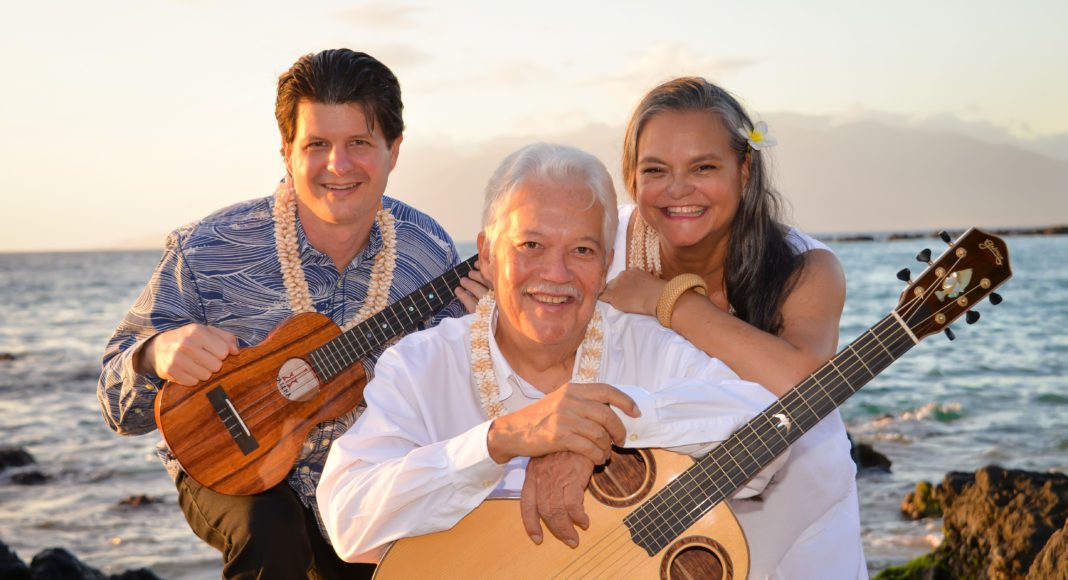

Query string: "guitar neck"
[[306, 255, 478, 381], [625, 312, 920, 555]]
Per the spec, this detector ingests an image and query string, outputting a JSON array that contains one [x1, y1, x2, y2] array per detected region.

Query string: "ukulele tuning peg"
[[989, 292, 1003, 305], [965, 311, 980, 324], [944, 327, 956, 341], [938, 230, 952, 244], [896, 268, 911, 282], [915, 248, 932, 263]]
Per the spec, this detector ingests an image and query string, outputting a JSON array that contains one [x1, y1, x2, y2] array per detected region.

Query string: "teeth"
[[531, 294, 570, 304], [323, 183, 357, 190], [665, 206, 705, 216]]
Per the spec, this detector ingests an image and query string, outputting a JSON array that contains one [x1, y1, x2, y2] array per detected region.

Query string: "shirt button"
[[482, 480, 492, 488], [629, 433, 638, 442], [336, 279, 343, 288]]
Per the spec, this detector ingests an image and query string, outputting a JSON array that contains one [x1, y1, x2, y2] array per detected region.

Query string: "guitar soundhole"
[[660, 536, 732, 580], [589, 447, 655, 507], [276, 358, 320, 402]]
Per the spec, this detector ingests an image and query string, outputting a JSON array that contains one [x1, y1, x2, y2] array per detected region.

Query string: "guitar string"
[[628, 253, 986, 544], [623, 260, 982, 555], [206, 263, 472, 441], [560, 253, 985, 573], [620, 251, 972, 546], [621, 285, 969, 556], [602, 314, 918, 576]]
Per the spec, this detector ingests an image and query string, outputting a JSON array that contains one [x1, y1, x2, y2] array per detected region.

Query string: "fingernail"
[[566, 539, 577, 548], [531, 534, 542, 545]]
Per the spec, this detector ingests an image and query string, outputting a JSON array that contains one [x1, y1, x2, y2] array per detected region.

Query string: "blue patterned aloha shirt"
[[98, 192, 465, 532]]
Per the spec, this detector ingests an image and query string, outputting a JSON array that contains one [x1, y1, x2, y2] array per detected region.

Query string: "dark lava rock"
[[0, 447, 36, 471], [848, 434, 892, 472], [1, 541, 32, 579], [117, 495, 163, 508], [1027, 516, 1068, 579], [11, 471, 50, 485], [0, 352, 16, 361], [900, 480, 943, 520], [879, 465, 1068, 579], [30, 548, 107, 579]]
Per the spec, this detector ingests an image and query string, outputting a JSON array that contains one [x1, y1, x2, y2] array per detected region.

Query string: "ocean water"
[[0, 235, 1063, 577]]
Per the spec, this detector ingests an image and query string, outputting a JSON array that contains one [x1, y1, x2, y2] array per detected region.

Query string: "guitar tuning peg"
[[896, 268, 911, 282], [938, 230, 952, 244], [966, 311, 980, 324], [915, 248, 932, 263], [944, 327, 956, 341], [989, 292, 1003, 305]]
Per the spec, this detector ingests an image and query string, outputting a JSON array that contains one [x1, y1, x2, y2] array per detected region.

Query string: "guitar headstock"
[[896, 228, 1012, 341]]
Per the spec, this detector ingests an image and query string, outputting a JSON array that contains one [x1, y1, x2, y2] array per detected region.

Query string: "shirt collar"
[[485, 302, 607, 402], [287, 199, 388, 271]]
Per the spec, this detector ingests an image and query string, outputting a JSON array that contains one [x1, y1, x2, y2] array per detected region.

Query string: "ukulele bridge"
[[206, 386, 260, 455]]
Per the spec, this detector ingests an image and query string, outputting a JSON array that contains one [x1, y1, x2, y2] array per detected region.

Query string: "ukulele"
[[375, 229, 1011, 579], [155, 255, 477, 496]]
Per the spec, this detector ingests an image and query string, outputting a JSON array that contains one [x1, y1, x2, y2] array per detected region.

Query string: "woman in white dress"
[[600, 77, 867, 579]]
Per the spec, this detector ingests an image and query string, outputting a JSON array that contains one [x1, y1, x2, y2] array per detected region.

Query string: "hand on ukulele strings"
[[456, 260, 492, 313], [600, 269, 666, 317], [137, 323, 240, 386], [486, 382, 639, 465], [521, 451, 595, 548]]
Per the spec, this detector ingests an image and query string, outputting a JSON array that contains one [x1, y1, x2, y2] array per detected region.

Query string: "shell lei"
[[628, 212, 662, 275], [272, 177, 397, 330], [470, 290, 604, 420]]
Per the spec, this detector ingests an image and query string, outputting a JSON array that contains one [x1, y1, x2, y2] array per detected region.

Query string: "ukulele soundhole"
[[660, 536, 732, 580], [276, 358, 320, 402], [589, 447, 656, 507]]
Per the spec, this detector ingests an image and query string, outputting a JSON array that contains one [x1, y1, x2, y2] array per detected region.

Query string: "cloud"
[[338, 2, 421, 29], [591, 43, 755, 95]]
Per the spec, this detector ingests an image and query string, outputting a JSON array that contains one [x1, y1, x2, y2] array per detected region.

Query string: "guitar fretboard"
[[304, 255, 477, 381], [624, 311, 923, 555]]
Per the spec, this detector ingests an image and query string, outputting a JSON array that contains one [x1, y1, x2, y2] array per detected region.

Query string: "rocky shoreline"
[[882, 466, 1068, 579]]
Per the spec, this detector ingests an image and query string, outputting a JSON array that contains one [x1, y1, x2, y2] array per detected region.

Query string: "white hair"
[[481, 142, 618, 256]]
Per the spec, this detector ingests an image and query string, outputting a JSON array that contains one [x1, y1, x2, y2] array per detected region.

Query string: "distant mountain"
[[388, 115, 1068, 241]]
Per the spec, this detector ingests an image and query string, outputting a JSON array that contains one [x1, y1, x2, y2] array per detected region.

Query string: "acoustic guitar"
[[155, 255, 477, 496], [375, 229, 1012, 579]]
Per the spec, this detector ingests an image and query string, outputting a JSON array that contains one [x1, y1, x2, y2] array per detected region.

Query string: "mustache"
[[522, 283, 582, 301]]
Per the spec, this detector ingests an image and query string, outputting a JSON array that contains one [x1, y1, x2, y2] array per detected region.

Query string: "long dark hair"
[[622, 77, 801, 334]]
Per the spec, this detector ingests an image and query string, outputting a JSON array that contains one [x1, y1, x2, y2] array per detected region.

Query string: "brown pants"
[[176, 471, 375, 579]]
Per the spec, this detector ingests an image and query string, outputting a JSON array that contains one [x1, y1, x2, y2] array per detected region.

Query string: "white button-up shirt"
[[318, 302, 784, 562]]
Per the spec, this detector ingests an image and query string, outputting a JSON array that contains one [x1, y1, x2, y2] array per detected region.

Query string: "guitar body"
[[155, 312, 368, 496], [375, 448, 749, 580]]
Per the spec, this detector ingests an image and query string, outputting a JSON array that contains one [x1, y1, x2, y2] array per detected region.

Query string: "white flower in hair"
[[739, 121, 777, 151]]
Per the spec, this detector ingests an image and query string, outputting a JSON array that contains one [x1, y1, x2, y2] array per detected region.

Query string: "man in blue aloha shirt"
[[98, 49, 466, 579]]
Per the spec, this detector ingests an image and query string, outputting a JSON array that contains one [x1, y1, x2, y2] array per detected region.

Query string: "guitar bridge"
[[206, 386, 259, 456]]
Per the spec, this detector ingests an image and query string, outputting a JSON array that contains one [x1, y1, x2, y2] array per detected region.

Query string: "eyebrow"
[[514, 230, 604, 249], [638, 152, 726, 165]]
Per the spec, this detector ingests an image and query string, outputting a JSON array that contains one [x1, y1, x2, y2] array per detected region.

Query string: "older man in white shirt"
[[317, 143, 852, 578]]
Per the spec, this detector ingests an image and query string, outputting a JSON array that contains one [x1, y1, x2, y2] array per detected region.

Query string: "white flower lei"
[[470, 290, 604, 420], [272, 177, 397, 331]]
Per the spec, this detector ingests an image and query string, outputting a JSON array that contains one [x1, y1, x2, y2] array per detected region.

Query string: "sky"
[[1, 0, 1066, 252]]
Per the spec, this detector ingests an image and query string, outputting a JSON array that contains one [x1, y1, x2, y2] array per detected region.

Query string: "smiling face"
[[283, 100, 401, 231], [478, 178, 611, 355], [635, 109, 749, 252]]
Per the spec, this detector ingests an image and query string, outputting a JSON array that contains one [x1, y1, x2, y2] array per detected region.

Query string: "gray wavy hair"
[[481, 143, 618, 259]]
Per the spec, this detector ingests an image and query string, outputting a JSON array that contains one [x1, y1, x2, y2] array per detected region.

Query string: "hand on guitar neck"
[[137, 324, 240, 385]]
